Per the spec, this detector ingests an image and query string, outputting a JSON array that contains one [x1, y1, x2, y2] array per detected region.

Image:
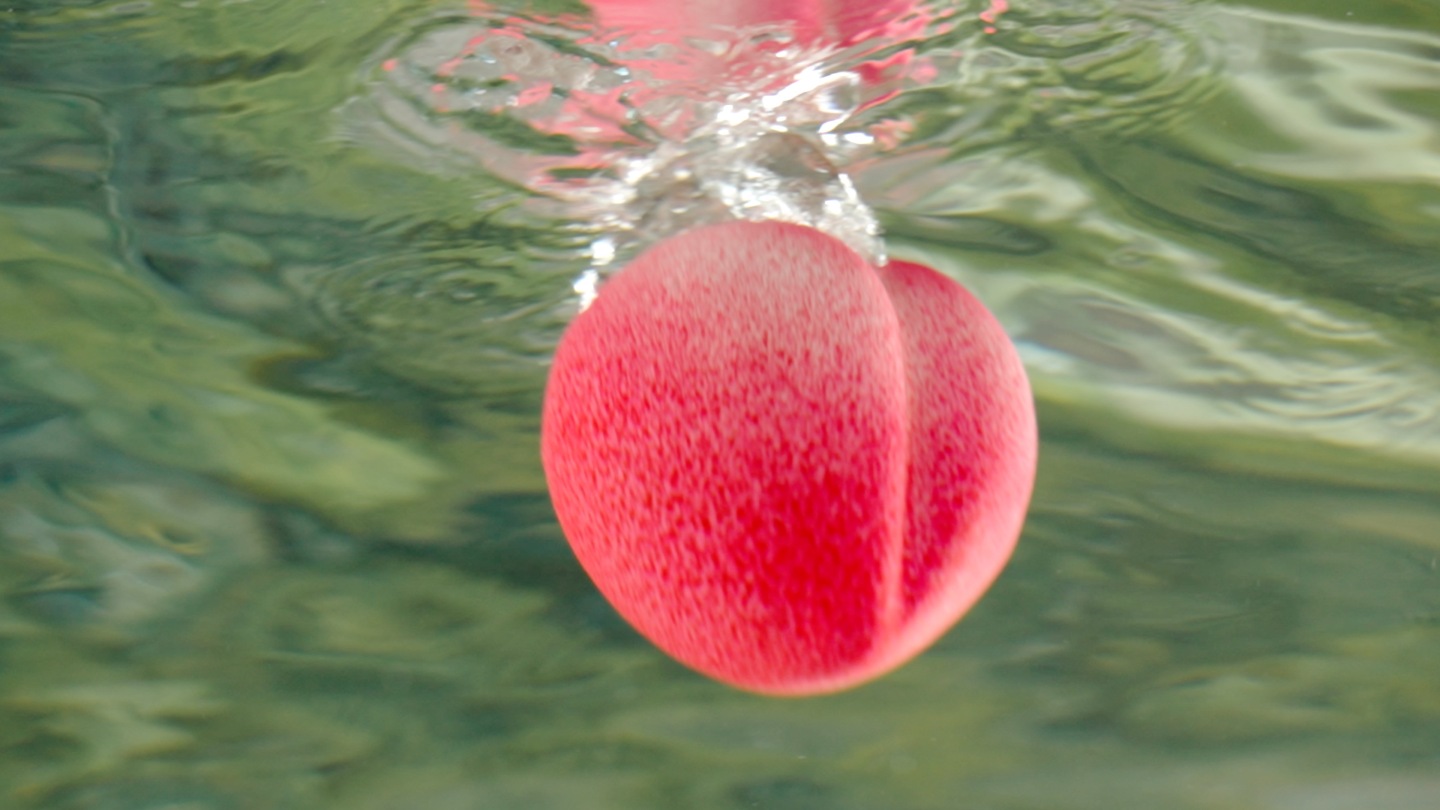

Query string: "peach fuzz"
[[542, 221, 1036, 694]]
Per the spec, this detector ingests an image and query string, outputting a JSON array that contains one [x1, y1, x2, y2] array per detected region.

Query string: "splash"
[[352, 3, 962, 284]]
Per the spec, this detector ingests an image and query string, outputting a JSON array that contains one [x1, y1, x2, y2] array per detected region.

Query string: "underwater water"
[[2, 0, 1440, 807]]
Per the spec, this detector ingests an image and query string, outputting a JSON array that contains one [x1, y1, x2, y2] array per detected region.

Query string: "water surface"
[[2, 1, 1439, 807]]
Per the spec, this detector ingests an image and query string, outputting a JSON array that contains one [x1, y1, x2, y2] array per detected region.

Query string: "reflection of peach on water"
[[587, 0, 934, 90], [429, 0, 941, 147], [587, 0, 930, 46], [980, 0, 1010, 34]]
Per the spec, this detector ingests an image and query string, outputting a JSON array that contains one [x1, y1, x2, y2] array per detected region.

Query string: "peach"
[[542, 220, 1035, 694]]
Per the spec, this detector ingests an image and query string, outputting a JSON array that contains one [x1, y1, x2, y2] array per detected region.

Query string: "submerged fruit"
[[542, 220, 1036, 695]]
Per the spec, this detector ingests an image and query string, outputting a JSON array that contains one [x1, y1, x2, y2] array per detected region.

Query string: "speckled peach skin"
[[542, 221, 1036, 694]]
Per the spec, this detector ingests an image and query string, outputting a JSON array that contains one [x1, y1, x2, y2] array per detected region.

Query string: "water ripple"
[[308, 233, 584, 395]]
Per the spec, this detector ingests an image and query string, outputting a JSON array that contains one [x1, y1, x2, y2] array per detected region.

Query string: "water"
[[2, 0, 1439, 807]]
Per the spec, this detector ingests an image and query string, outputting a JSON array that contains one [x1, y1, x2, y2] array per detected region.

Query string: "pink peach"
[[541, 220, 1035, 694]]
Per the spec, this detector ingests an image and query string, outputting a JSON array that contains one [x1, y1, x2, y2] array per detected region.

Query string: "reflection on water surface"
[[2, 0, 1439, 807]]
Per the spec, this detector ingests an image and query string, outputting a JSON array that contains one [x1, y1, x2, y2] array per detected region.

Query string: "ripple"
[[859, 0, 1223, 158], [0, 466, 268, 634], [307, 231, 583, 395], [348, 7, 908, 271]]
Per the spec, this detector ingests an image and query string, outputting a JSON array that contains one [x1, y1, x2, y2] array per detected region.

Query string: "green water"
[[2, 1, 1439, 808]]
